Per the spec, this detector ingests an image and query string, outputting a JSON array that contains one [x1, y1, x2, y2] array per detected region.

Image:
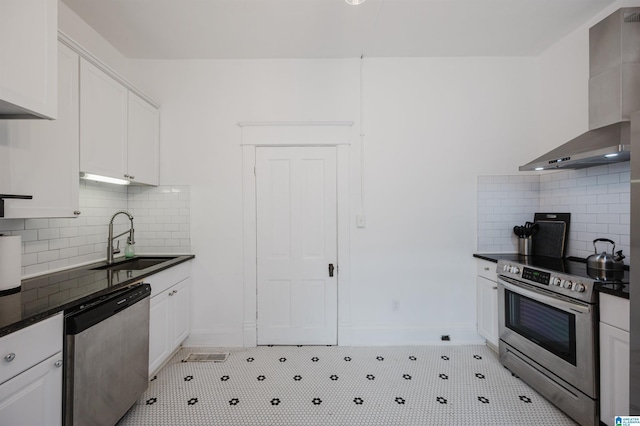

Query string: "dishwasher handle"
[[65, 283, 151, 335]]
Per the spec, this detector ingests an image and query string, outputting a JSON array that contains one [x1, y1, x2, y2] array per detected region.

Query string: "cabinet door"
[[477, 275, 498, 348], [79, 58, 128, 180], [0, 42, 79, 218], [170, 278, 191, 349], [0, 352, 63, 426], [600, 322, 630, 425], [148, 292, 171, 377], [128, 92, 159, 186], [0, 0, 57, 119]]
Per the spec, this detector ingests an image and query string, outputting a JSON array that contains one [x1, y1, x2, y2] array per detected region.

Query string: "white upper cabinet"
[[80, 59, 159, 186], [0, 0, 57, 119], [0, 41, 80, 218], [79, 58, 128, 180], [128, 92, 159, 186]]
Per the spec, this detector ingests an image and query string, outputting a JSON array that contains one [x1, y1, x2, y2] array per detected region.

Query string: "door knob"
[[329, 264, 335, 277]]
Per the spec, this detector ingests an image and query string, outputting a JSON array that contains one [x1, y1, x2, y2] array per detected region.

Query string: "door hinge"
[[254, 166, 256, 176]]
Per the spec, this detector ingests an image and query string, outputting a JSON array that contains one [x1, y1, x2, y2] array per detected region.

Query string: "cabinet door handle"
[[74, 210, 81, 216], [492, 286, 498, 290], [129, 175, 135, 180], [124, 174, 130, 178], [484, 267, 490, 271], [328, 264, 335, 277], [169, 290, 177, 296], [4, 353, 15, 362], [55, 360, 63, 368]]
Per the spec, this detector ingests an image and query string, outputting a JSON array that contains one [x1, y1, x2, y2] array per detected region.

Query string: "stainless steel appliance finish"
[[520, 7, 640, 171], [64, 283, 151, 426], [497, 259, 599, 426], [630, 110, 640, 414]]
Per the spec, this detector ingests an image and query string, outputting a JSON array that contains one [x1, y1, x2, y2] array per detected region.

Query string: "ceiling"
[[61, 0, 616, 59]]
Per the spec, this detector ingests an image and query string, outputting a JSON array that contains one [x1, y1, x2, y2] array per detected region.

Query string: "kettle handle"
[[593, 238, 616, 254]]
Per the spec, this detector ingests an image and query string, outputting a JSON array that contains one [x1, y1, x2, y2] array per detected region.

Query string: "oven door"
[[497, 276, 597, 398]]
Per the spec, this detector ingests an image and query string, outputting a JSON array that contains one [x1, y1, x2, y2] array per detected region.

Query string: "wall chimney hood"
[[520, 7, 640, 171]]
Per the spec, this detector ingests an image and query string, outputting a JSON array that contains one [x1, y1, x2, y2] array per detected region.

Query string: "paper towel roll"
[[0, 235, 21, 292]]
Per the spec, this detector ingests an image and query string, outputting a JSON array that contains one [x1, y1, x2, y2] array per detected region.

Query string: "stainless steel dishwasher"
[[64, 282, 151, 426]]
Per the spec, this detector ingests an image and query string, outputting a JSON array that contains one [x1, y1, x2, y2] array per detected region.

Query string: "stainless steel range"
[[497, 257, 629, 426]]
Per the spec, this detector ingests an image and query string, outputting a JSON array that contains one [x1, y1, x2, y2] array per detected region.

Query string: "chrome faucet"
[[107, 211, 135, 264]]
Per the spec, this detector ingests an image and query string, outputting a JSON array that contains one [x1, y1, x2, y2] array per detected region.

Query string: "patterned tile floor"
[[118, 345, 578, 425]]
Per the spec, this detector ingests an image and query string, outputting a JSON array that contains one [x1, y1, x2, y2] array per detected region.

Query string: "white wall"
[[129, 56, 538, 346]]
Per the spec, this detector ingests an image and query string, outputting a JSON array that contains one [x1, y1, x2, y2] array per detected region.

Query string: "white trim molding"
[[241, 121, 352, 347]]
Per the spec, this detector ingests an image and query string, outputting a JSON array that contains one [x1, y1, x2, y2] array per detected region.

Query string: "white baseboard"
[[184, 329, 245, 347], [347, 325, 485, 346], [184, 326, 486, 347]]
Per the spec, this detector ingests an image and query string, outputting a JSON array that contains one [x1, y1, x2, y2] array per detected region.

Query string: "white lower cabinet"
[[599, 293, 630, 426], [476, 259, 499, 349], [0, 352, 63, 426], [148, 262, 191, 377], [0, 313, 63, 426]]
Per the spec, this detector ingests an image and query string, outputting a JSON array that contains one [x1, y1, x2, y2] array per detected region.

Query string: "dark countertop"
[[0, 254, 195, 338], [473, 253, 629, 300]]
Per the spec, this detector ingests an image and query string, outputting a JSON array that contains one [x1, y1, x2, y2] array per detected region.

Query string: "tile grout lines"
[[118, 345, 578, 426]]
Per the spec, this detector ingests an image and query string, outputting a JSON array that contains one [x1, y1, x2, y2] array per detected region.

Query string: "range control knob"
[[562, 280, 572, 289], [511, 266, 520, 274], [551, 277, 561, 286], [503, 264, 509, 272], [573, 283, 585, 292]]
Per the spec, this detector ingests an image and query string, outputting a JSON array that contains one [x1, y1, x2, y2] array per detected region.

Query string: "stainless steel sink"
[[91, 257, 177, 271]]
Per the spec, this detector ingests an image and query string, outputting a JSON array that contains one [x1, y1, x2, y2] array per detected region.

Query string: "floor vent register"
[[183, 353, 229, 362]]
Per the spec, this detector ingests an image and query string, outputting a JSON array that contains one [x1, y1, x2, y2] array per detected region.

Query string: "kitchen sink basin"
[[91, 257, 177, 271]]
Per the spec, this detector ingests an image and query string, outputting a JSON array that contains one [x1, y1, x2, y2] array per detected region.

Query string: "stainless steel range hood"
[[520, 7, 640, 171]]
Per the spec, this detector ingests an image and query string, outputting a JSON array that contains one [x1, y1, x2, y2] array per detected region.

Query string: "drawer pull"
[[4, 353, 15, 362], [74, 210, 81, 215], [492, 286, 498, 290], [484, 267, 490, 271], [55, 360, 63, 368], [169, 290, 177, 296]]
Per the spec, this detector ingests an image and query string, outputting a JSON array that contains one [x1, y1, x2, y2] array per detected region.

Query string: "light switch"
[[356, 214, 366, 228]]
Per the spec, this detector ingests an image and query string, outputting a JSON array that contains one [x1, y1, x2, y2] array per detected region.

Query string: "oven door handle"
[[498, 278, 591, 315]]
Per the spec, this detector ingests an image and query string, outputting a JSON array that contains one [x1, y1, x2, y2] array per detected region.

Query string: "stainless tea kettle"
[[586, 238, 625, 271]]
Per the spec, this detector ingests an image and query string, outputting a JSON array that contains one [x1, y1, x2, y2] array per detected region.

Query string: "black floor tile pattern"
[[118, 345, 578, 426]]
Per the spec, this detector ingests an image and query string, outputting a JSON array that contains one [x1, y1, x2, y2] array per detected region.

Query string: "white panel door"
[[256, 147, 337, 345]]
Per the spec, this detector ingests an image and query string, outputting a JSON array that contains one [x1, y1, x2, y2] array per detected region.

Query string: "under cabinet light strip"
[[80, 173, 130, 185]]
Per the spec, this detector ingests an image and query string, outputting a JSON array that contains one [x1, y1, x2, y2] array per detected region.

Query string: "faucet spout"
[[107, 211, 135, 264]]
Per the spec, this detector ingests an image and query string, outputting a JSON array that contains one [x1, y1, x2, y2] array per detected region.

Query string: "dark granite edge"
[[0, 254, 195, 338], [473, 253, 499, 263], [595, 283, 629, 300]]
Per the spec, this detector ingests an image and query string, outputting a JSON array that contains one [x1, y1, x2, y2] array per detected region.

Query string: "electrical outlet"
[[392, 299, 399, 312], [441, 335, 450, 341]]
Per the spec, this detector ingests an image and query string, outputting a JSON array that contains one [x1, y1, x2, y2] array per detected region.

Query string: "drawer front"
[[477, 259, 497, 281], [149, 261, 191, 298], [0, 313, 63, 385], [600, 293, 630, 332]]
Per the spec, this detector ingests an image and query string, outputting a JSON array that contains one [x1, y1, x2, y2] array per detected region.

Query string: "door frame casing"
[[240, 121, 353, 347]]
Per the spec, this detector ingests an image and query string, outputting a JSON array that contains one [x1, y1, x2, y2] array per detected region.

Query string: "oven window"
[[505, 289, 576, 365]]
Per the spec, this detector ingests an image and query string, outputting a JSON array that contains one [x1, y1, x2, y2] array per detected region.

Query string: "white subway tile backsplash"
[[478, 163, 630, 262], [0, 182, 191, 277], [25, 219, 49, 229]]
